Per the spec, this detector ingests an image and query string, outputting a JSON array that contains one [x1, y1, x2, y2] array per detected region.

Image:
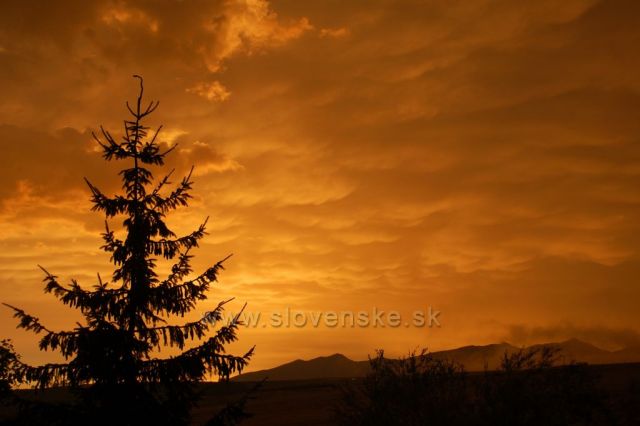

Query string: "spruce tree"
[[3, 76, 253, 425]]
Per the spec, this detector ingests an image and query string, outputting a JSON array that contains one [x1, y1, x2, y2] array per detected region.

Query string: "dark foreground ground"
[[194, 363, 640, 425], [2, 363, 640, 425], [192, 379, 345, 425]]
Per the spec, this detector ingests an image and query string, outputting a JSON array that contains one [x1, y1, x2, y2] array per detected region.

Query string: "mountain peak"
[[322, 353, 349, 360], [557, 338, 603, 351]]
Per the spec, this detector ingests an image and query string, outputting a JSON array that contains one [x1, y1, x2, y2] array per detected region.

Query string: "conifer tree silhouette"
[[3, 76, 253, 425]]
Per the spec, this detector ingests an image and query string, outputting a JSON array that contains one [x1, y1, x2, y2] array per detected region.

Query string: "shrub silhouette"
[[478, 347, 611, 426], [336, 349, 469, 426], [0, 340, 18, 400], [2, 76, 253, 426], [337, 347, 613, 426]]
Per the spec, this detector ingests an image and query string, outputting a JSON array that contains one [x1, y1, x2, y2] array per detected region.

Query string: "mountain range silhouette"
[[233, 339, 640, 382]]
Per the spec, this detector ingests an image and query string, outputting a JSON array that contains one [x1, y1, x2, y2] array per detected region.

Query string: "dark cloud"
[[0, 124, 238, 209], [0, 125, 102, 201]]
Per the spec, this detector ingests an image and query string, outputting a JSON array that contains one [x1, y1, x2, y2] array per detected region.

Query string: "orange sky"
[[1, 0, 639, 373]]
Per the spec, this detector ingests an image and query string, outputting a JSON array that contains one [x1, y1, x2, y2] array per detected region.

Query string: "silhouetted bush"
[[337, 347, 615, 426], [477, 347, 611, 426], [336, 349, 470, 425], [0, 340, 18, 399]]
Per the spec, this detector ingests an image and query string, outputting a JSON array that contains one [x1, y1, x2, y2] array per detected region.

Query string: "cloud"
[[505, 323, 640, 350], [2, 0, 640, 369], [0, 0, 314, 129], [319, 27, 349, 39], [0, 125, 105, 204], [202, 0, 312, 72], [0, 124, 242, 207], [175, 141, 243, 175], [187, 81, 232, 102]]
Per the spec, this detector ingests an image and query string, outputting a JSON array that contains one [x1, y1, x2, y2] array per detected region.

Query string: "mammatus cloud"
[[0, 0, 314, 128], [0, 125, 241, 207]]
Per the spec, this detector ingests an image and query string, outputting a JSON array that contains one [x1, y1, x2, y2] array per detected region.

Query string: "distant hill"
[[232, 339, 640, 382], [233, 353, 369, 382], [429, 342, 517, 371]]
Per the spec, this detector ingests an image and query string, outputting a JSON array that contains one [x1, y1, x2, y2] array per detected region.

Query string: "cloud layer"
[[0, 0, 639, 370]]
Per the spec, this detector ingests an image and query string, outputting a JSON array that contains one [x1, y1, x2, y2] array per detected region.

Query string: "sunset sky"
[[1, 0, 639, 372]]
